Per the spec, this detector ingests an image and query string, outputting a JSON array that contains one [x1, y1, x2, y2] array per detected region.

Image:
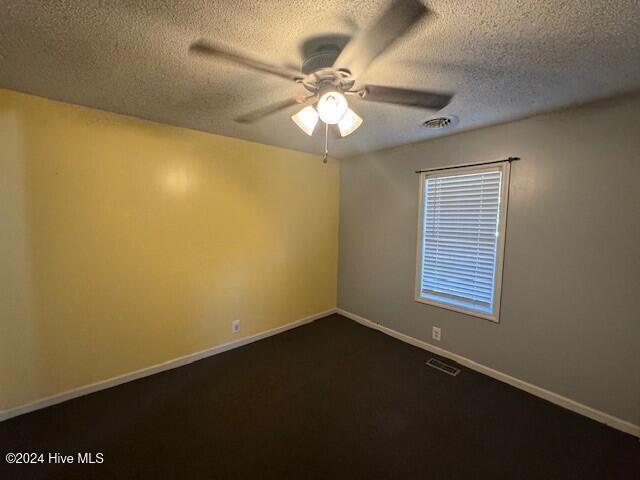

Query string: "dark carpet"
[[1, 314, 638, 479]]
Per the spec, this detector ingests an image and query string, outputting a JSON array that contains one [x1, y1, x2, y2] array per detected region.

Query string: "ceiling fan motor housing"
[[301, 46, 341, 74], [299, 44, 355, 93]]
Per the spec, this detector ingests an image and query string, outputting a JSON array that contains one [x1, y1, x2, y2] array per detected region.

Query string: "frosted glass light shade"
[[317, 91, 348, 124], [337, 108, 363, 137], [291, 106, 319, 136]]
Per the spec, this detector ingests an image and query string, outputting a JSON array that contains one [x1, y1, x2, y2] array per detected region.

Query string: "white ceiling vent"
[[423, 115, 458, 130]]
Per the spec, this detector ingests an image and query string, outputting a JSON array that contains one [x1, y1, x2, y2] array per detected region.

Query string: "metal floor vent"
[[426, 358, 460, 376]]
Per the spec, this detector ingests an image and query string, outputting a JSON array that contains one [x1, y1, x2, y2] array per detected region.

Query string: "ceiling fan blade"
[[189, 40, 301, 82], [356, 85, 452, 110], [235, 95, 316, 124], [334, 0, 430, 79]]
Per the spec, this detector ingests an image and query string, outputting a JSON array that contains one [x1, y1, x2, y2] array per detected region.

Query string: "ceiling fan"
[[189, 0, 452, 149]]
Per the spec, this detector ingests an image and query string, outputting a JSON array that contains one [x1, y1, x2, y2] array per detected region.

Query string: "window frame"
[[414, 161, 511, 323]]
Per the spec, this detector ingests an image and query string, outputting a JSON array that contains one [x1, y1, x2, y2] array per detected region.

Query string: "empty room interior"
[[1, 0, 639, 478]]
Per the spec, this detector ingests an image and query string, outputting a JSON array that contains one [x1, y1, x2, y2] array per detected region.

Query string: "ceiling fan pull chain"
[[322, 123, 329, 164]]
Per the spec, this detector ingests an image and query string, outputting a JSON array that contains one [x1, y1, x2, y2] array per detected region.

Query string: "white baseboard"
[[337, 308, 640, 438], [0, 308, 338, 423]]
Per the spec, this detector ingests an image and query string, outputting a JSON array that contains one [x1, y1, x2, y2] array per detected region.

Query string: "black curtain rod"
[[415, 156, 520, 174]]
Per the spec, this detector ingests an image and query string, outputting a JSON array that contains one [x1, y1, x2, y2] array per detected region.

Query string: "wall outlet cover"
[[432, 326, 441, 341], [232, 320, 240, 334]]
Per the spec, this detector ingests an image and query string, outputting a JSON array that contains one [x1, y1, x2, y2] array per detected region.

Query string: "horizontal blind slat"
[[423, 277, 494, 296], [422, 282, 493, 300], [423, 243, 498, 257], [423, 271, 494, 289], [425, 231, 498, 237], [422, 283, 493, 302], [428, 175, 500, 186], [425, 188, 501, 198], [424, 257, 495, 268], [424, 265, 494, 281], [423, 258, 496, 273], [424, 237, 498, 248]]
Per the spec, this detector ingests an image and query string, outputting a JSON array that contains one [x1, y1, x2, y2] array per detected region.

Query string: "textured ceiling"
[[1, 0, 639, 158]]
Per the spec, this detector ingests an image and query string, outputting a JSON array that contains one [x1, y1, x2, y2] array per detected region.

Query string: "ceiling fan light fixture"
[[317, 91, 348, 125], [291, 106, 319, 136], [337, 108, 363, 137]]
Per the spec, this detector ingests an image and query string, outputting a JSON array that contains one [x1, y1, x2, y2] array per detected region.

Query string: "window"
[[415, 162, 510, 322]]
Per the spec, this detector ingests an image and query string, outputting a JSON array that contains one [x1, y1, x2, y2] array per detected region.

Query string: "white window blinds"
[[417, 164, 509, 321]]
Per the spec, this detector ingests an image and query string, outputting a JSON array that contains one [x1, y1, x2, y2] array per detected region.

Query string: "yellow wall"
[[0, 89, 339, 412]]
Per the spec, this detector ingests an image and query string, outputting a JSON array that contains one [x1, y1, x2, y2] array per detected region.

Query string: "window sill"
[[415, 295, 499, 323]]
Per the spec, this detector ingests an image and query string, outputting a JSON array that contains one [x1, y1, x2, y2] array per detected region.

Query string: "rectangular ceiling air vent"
[[426, 358, 460, 376]]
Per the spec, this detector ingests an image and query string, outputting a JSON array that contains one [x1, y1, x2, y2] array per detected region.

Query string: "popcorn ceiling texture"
[[0, 0, 638, 157]]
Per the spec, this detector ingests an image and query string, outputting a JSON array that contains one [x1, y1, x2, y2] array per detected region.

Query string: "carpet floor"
[[1, 314, 638, 479]]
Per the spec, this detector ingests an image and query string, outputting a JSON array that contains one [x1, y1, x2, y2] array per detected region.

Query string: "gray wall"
[[338, 93, 640, 426]]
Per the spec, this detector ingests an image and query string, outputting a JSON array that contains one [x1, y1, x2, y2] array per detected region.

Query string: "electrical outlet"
[[432, 326, 441, 341], [232, 319, 240, 334]]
